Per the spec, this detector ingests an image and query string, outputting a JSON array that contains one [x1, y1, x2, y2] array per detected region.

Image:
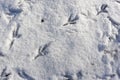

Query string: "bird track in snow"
[[16, 68, 35, 80], [34, 42, 52, 60], [9, 23, 21, 49], [63, 13, 79, 26], [0, 67, 11, 80]]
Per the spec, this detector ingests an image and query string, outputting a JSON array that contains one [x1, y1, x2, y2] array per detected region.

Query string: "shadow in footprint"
[[77, 71, 83, 79], [8, 7, 23, 16], [63, 72, 73, 80], [98, 44, 106, 52]]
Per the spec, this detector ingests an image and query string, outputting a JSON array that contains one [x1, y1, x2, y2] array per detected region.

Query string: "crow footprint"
[[0, 67, 11, 80], [34, 42, 52, 59], [9, 24, 21, 49], [16, 68, 35, 80], [63, 13, 79, 26]]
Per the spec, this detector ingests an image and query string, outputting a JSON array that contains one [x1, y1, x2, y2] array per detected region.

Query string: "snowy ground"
[[0, 0, 120, 80]]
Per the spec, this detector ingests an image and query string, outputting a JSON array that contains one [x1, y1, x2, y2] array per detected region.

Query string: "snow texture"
[[0, 0, 120, 80]]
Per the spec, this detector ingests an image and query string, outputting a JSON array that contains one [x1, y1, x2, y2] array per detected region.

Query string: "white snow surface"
[[0, 0, 120, 80]]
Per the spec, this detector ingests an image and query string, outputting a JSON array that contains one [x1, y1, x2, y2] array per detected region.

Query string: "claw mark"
[[116, 0, 120, 4], [16, 68, 35, 80], [34, 42, 52, 59], [0, 51, 5, 57], [63, 72, 73, 80], [107, 16, 120, 26], [116, 66, 120, 78], [97, 4, 108, 15], [9, 40, 14, 49], [0, 67, 11, 80], [116, 29, 120, 42], [13, 24, 21, 38], [63, 14, 79, 26], [96, 74, 115, 79], [77, 71, 83, 79], [101, 4, 108, 11]]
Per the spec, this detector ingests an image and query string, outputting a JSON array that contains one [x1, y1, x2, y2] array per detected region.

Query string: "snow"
[[0, 0, 120, 80]]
